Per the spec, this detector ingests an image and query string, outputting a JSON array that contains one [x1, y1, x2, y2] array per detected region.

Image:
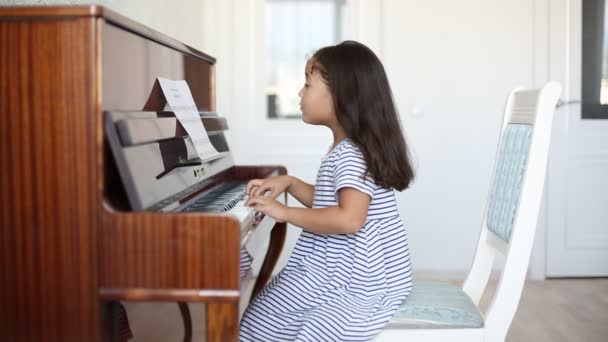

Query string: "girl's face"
[[298, 60, 336, 126]]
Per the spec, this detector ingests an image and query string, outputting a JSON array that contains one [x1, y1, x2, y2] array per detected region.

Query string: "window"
[[582, 0, 608, 119], [265, 0, 347, 119]]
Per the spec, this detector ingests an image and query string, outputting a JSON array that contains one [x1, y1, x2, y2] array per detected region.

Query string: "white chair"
[[375, 82, 561, 342]]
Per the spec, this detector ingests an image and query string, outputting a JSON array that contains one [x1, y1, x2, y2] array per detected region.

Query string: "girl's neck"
[[330, 126, 347, 149]]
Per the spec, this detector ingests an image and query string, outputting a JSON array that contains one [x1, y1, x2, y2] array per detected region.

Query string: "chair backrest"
[[462, 82, 561, 340]]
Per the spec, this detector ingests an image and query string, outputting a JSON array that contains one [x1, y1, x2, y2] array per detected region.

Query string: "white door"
[[547, 0, 608, 277]]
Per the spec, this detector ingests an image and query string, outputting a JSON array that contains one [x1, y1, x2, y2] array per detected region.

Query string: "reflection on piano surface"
[[0, 5, 286, 342]]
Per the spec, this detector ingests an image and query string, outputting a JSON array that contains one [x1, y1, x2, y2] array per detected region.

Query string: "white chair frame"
[[376, 82, 561, 342]]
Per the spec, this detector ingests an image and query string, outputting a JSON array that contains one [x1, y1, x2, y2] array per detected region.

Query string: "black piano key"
[[181, 180, 249, 214]]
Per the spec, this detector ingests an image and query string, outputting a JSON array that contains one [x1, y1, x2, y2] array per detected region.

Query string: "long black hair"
[[310, 41, 414, 191]]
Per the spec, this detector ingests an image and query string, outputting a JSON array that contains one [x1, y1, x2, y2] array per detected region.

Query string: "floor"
[[123, 278, 608, 341]]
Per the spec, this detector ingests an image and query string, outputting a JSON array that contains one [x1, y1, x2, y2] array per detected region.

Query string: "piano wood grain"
[[99, 212, 241, 292], [0, 13, 101, 341]]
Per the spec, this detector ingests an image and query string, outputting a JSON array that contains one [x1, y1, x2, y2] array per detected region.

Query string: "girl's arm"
[[286, 176, 315, 208], [248, 188, 370, 234]]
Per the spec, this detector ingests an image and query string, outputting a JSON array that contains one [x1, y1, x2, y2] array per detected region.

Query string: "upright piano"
[[0, 5, 286, 341]]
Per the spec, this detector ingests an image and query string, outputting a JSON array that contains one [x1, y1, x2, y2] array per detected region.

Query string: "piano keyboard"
[[181, 181, 248, 213], [178, 180, 279, 259]]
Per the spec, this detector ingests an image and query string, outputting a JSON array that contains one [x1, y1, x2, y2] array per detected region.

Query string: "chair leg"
[[178, 302, 193, 342]]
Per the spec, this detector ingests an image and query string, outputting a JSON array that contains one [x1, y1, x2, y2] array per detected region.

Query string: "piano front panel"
[[100, 213, 241, 295], [101, 22, 214, 112]]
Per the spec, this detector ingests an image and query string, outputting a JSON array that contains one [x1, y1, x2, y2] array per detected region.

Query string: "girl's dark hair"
[[310, 41, 414, 191]]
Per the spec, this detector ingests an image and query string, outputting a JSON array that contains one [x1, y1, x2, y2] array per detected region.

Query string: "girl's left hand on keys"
[[245, 196, 288, 223]]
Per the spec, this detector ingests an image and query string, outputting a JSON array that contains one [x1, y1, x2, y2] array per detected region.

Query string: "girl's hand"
[[246, 175, 292, 199], [245, 196, 289, 223]]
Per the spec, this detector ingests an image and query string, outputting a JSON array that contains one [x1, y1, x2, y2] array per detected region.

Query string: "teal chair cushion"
[[387, 281, 484, 329]]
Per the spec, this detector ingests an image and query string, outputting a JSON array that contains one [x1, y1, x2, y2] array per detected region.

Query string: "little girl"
[[240, 41, 414, 341]]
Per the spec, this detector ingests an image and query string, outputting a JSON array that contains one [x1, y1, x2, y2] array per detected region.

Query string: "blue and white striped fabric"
[[239, 139, 413, 341], [240, 245, 253, 278]]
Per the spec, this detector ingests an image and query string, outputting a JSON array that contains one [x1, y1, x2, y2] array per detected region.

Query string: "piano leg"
[[206, 303, 239, 341], [178, 302, 193, 342], [102, 301, 133, 342], [249, 221, 287, 303]]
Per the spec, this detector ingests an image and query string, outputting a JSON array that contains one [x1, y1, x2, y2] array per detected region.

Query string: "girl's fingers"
[[246, 196, 267, 207], [246, 179, 263, 194], [253, 185, 273, 197], [248, 185, 259, 197]]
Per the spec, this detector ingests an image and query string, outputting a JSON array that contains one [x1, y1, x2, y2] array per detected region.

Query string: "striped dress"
[[239, 139, 413, 341]]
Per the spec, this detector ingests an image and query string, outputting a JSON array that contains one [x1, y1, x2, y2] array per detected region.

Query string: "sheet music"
[[157, 77, 219, 161]]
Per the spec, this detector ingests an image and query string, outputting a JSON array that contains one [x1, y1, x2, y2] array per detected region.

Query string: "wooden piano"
[[0, 5, 286, 341]]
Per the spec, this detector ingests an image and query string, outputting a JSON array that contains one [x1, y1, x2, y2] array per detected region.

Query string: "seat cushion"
[[387, 281, 484, 329]]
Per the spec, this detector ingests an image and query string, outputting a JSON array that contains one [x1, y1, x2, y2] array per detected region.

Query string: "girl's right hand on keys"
[[246, 175, 292, 199]]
